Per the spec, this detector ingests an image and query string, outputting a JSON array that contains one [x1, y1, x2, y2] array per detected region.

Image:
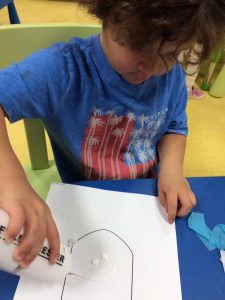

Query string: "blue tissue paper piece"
[[188, 213, 211, 239], [188, 212, 225, 251], [198, 235, 217, 251], [211, 225, 225, 250]]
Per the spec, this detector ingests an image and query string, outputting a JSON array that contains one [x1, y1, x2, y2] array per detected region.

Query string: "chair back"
[[0, 24, 101, 169], [0, 0, 20, 23]]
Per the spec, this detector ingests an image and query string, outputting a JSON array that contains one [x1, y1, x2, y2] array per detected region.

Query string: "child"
[[0, 0, 225, 269]]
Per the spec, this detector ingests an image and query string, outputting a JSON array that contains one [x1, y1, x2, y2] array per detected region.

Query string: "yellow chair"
[[0, 24, 101, 197]]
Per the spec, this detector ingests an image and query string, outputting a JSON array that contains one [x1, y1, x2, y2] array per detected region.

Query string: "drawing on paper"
[[60, 229, 134, 300]]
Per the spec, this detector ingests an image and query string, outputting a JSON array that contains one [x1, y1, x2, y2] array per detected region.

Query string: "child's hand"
[[0, 178, 60, 268], [158, 170, 196, 224]]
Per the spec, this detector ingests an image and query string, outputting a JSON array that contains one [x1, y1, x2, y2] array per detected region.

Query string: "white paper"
[[14, 183, 182, 300], [220, 250, 225, 272]]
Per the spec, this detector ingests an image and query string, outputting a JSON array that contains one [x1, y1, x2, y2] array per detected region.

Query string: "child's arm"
[[0, 106, 60, 268], [157, 134, 196, 224]]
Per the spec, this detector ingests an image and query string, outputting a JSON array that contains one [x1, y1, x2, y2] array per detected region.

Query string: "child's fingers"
[[158, 190, 168, 212], [176, 198, 193, 217], [5, 208, 26, 243], [166, 191, 178, 224], [46, 211, 60, 264], [177, 193, 197, 217], [190, 192, 197, 207], [13, 214, 46, 267]]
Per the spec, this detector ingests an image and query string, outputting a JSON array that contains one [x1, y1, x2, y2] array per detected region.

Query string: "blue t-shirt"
[[0, 34, 188, 183]]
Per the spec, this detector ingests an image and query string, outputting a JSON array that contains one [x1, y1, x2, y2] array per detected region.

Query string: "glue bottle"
[[0, 208, 73, 283]]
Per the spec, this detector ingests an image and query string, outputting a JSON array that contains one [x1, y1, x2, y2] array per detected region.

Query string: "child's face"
[[101, 25, 193, 84]]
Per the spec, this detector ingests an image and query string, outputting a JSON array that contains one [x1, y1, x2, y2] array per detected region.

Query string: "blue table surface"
[[1, 177, 225, 300]]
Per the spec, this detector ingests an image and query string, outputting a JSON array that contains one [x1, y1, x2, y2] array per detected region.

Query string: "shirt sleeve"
[[0, 43, 71, 123], [166, 65, 188, 136]]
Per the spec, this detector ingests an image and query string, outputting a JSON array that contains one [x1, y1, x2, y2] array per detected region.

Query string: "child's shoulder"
[[25, 35, 95, 71], [154, 64, 186, 97], [50, 35, 94, 55], [166, 63, 186, 84]]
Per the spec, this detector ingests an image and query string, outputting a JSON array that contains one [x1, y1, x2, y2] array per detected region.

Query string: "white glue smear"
[[69, 253, 117, 281], [68, 230, 129, 281]]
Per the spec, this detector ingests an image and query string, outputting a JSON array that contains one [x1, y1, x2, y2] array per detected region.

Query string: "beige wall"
[[0, 0, 98, 24]]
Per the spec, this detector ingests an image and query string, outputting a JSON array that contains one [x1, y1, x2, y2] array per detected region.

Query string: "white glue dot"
[[101, 253, 109, 261], [91, 258, 100, 265]]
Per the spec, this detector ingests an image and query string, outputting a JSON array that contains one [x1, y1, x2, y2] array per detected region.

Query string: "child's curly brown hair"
[[75, 0, 225, 63]]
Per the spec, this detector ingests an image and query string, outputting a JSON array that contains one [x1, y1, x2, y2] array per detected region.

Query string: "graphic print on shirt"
[[82, 107, 168, 180]]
